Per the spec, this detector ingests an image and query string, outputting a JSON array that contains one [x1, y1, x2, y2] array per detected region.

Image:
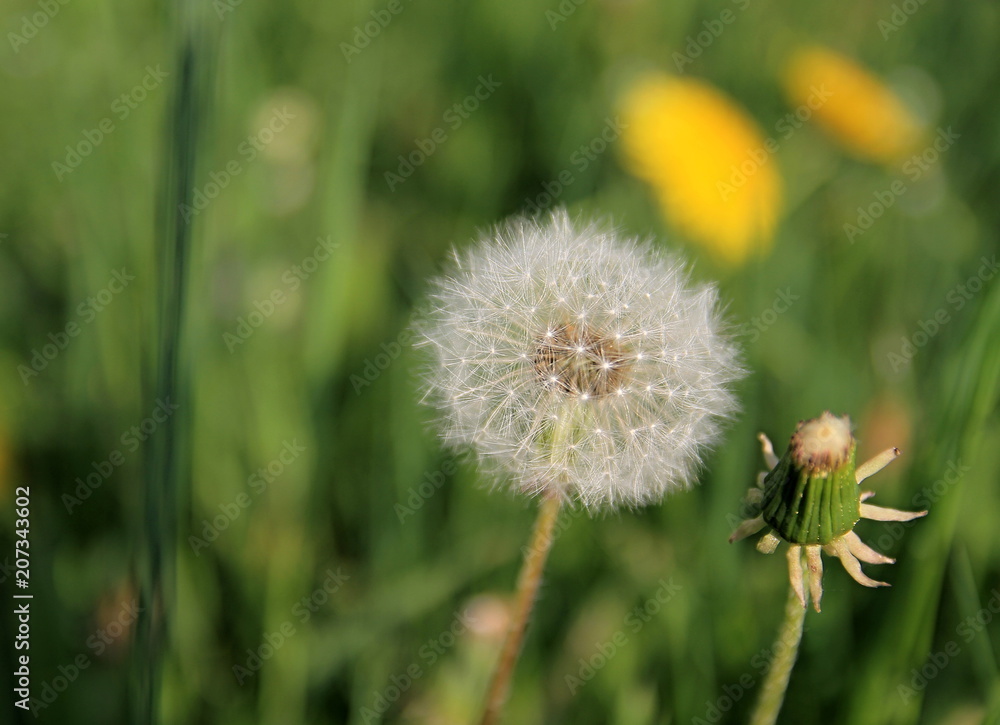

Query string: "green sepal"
[[760, 444, 860, 545]]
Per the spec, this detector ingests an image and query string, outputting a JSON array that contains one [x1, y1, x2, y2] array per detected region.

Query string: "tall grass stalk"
[[848, 266, 1000, 723], [133, 3, 215, 723]]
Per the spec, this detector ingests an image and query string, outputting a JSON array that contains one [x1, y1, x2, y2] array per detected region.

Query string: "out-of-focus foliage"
[[2, 0, 999, 724]]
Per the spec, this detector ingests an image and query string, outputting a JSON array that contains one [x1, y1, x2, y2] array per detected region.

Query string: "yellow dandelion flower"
[[618, 75, 781, 266], [783, 46, 923, 163]]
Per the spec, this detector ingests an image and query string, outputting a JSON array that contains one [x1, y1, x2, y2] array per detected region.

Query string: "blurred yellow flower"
[[783, 46, 923, 163], [619, 75, 780, 265]]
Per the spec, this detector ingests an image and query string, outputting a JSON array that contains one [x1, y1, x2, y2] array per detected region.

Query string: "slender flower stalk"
[[732, 412, 927, 725], [748, 574, 807, 725], [480, 492, 563, 725], [414, 209, 743, 723]]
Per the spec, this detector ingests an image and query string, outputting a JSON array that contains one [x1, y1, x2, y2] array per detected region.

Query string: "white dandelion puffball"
[[414, 210, 743, 510]]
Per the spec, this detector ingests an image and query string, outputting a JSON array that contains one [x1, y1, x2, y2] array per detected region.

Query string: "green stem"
[[749, 576, 807, 725], [135, 4, 213, 723], [479, 492, 563, 725]]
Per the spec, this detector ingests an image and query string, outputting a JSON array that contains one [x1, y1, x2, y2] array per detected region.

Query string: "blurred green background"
[[2, 0, 1000, 724]]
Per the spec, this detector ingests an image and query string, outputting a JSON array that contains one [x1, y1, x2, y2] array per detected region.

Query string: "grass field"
[[3, 0, 1000, 723]]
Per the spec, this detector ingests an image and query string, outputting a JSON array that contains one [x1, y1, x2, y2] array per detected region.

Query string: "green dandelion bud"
[[760, 414, 861, 546], [730, 411, 927, 612]]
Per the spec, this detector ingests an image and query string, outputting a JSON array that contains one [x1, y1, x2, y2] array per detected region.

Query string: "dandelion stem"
[[479, 491, 563, 725], [749, 576, 807, 725]]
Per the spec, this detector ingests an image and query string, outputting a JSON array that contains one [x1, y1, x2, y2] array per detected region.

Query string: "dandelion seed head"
[[413, 209, 744, 510]]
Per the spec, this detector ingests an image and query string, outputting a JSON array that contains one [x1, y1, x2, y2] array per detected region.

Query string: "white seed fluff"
[[414, 210, 743, 510]]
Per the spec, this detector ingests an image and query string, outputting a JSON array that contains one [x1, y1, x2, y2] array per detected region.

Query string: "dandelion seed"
[[414, 209, 744, 510]]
